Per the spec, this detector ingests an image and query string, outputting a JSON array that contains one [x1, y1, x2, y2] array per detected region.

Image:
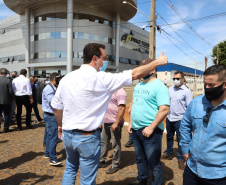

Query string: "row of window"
[[0, 52, 139, 65], [0, 55, 25, 63], [34, 13, 114, 27], [33, 31, 115, 45]]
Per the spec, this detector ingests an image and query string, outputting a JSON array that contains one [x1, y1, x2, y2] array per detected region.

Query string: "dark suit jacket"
[[0, 76, 14, 104]]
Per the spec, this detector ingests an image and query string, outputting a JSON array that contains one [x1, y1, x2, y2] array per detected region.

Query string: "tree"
[[211, 40, 226, 66]]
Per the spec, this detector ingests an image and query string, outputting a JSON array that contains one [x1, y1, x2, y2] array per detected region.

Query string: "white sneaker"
[[49, 160, 61, 166]]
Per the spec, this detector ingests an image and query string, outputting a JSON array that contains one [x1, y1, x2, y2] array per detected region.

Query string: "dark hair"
[[20, 69, 27, 75], [174, 71, 184, 78], [50, 73, 58, 81], [12, 71, 17, 74], [83, 43, 105, 64], [140, 58, 154, 66], [204, 65, 226, 82], [0, 68, 7, 75]]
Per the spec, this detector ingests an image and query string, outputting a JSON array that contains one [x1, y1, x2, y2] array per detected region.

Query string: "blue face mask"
[[143, 73, 153, 80], [100, 61, 108, 71]]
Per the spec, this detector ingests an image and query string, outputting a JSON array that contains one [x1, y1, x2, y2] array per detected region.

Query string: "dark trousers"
[[0, 104, 11, 131], [15, 95, 32, 129], [132, 127, 163, 185], [183, 165, 226, 185], [165, 118, 184, 160], [32, 101, 42, 121]]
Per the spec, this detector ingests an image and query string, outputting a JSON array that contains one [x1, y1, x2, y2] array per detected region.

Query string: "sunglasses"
[[202, 108, 212, 128], [173, 78, 182, 81]]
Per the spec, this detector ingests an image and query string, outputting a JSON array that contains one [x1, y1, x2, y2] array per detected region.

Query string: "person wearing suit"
[[0, 68, 14, 133]]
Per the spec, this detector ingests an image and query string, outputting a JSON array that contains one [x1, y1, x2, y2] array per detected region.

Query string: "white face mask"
[[6, 74, 10, 78], [174, 80, 181, 87]]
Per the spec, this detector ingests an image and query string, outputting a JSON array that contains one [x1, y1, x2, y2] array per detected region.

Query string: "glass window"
[[61, 51, 67, 58], [104, 20, 109, 26], [73, 51, 78, 58], [61, 32, 67, 38], [50, 32, 56, 39], [19, 55, 25, 61], [74, 32, 78, 39], [108, 38, 112, 44], [55, 32, 61, 38], [45, 32, 51, 39], [78, 52, 83, 58], [130, 59, 136, 65], [0, 28, 5, 34], [78, 32, 84, 39], [34, 35, 39, 41], [84, 33, 89, 40], [136, 60, 140, 65], [99, 35, 104, 42], [119, 57, 129, 64], [56, 51, 61, 58], [89, 34, 95, 40]]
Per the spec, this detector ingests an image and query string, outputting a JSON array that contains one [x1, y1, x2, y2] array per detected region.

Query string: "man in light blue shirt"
[[180, 65, 226, 185], [162, 71, 192, 170], [128, 59, 170, 185], [42, 73, 62, 166]]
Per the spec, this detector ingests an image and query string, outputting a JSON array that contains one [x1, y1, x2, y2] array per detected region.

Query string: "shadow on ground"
[[0, 172, 54, 185]]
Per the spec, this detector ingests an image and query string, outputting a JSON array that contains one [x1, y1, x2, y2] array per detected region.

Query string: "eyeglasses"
[[173, 78, 182, 81], [202, 108, 212, 128]]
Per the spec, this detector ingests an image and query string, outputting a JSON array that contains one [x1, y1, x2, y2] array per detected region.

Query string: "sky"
[[0, 0, 226, 70]]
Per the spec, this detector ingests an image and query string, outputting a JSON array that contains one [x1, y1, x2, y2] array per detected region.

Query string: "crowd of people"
[[0, 43, 226, 185]]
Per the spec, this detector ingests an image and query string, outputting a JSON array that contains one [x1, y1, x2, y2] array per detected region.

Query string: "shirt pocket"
[[215, 120, 226, 138], [191, 113, 204, 152]]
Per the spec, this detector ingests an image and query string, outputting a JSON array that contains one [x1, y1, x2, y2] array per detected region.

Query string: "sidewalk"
[[0, 105, 183, 185]]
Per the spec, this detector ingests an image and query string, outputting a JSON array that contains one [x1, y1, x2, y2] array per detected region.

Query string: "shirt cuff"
[[123, 70, 132, 87], [181, 146, 189, 154]]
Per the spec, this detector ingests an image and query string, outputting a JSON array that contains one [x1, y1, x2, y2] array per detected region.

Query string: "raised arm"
[[132, 52, 167, 80]]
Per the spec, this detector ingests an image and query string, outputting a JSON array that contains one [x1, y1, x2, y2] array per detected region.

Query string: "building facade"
[[0, 0, 149, 77], [157, 63, 204, 97]]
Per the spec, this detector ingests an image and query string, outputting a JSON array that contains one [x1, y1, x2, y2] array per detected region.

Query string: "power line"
[[164, 0, 212, 47], [157, 12, 205, 57]]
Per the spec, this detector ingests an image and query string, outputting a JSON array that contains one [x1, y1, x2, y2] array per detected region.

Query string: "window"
[[119, 57, 129, 64], [9, 56, 14, 62], [108, 38, 112, 44], [18, 55, 25, 61], [0, 28, 5, 34], [78, 32, 84, 39], [130, 59, 136, 65]]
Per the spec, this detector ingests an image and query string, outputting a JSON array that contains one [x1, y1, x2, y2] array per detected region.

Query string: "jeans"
[[183, 165, 226, 185], [132, 127, 163, 185], [43, 113, 58, 162], [43, 124, 47, 145], [100, 123, 122, 167], [62, 129, 101, 185], [165, 118, 184, 161], [129, 133, 133, 142]]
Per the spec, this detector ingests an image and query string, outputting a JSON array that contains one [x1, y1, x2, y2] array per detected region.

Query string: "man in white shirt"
[[52, 43, 168, 185], [12, 69, 33, 130]]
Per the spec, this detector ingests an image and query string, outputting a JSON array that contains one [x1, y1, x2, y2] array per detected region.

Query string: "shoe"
[[31, 120, 36, 124], [18, 128, 22, 131], [178, 160, 185, 170], [3, 129, 9, 133], [106, 166, 119, 174], [44, 155, 49, 159], [99, 161, 108, 168], [26, 125, 33, 129], [161, 153, 173, 160], [49, 160, 61, 166], [38, 119, 45, 123], [124, 141, 134, 148]]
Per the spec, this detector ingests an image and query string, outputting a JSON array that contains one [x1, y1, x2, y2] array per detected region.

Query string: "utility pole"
[[194, 62, 197, 97], [149, 0, 156, 59]]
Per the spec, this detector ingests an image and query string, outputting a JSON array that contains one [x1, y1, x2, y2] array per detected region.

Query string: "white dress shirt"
[[51, 65, 132, 131], [12, 75, 32, 96]]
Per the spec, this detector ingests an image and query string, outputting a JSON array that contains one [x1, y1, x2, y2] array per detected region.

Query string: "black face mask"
[[204, 83, 225, 101], [143, 73, 153, 80]]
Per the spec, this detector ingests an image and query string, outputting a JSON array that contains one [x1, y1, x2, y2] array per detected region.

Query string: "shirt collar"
[[19, 75, 26, 78], [80, 64, 97, 73], [174, 84, 186, 90], [203, 95, 226, 109]]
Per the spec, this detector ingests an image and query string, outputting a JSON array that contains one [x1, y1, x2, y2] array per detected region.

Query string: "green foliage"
[[211, 40, 226, 66]]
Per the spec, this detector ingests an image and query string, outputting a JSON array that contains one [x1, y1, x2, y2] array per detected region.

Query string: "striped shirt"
[[103, 88, 127, 124]]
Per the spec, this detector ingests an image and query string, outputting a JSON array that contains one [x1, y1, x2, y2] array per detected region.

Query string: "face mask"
[[204, 83, 225, 101], [143, 73, 153, 80], [6, 74, 10, 78], [100, 61, 108, 72], [174, 80, 181, 87]]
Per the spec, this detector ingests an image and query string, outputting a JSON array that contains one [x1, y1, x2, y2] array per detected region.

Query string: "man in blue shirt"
[[128, 59, 170, 185], [162, 71, 192, 170], [180, 65, 226, 185], [42, 73, 62, 166]]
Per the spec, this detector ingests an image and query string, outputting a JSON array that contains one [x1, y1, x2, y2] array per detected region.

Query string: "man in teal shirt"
[[128, 59, 170, 185]]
